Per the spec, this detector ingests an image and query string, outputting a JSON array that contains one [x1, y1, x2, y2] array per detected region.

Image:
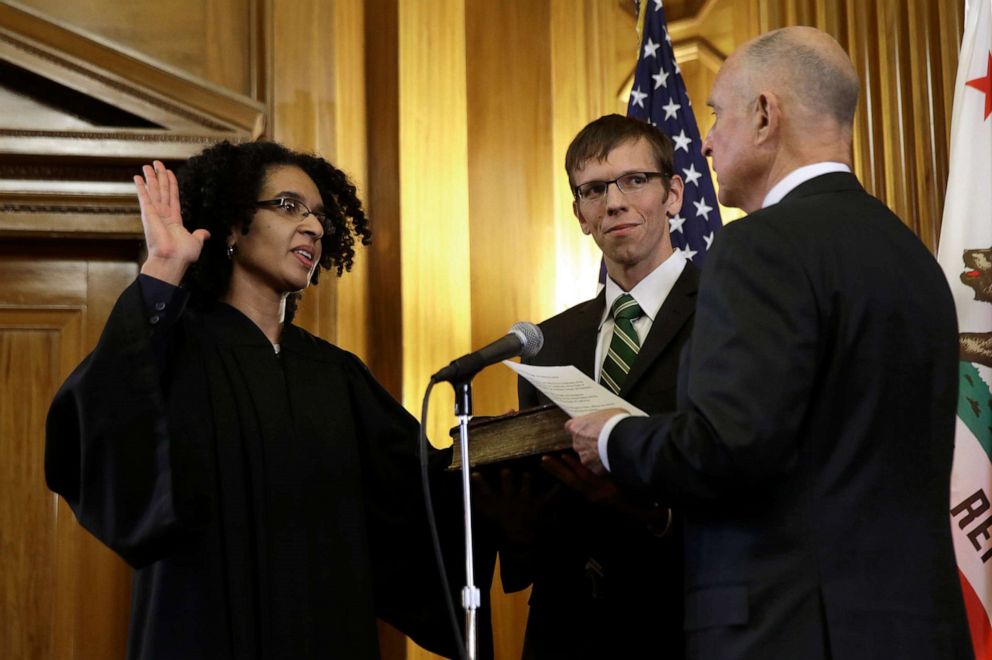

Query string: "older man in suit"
[[483, 114, 696, 659], [566, 26, 972, 660]]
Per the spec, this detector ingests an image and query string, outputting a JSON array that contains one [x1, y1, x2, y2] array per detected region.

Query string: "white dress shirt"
[[595, 251, 688, 380], [594, 251, 686, 471], [761, 162, 851, 208]]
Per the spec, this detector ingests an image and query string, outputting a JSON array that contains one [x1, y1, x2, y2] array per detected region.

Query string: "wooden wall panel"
[[1, 313, 71, 659], [364, 0, 403, 399], [465, 0, 554, 418], [366, 1, 473, 653], [0, 242, 138, 660], [363, 0, 475, 443], [397, 0, 473, 447], [327, 0, 372, 362], [463, 5, 554, 655]]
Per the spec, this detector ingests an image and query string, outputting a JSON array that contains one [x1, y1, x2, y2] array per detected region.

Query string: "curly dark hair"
[[176, 140, 371, 318]]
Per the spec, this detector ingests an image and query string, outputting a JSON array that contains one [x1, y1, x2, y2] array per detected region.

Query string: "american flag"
[[627, 0, 721, 264]]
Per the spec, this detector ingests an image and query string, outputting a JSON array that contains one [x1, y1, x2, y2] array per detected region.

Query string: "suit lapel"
[[566, 290, 605, 380], [620, 264, 699, 398]]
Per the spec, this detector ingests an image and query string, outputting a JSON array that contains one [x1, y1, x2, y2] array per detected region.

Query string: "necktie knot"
[[611, 294, 643, 322]]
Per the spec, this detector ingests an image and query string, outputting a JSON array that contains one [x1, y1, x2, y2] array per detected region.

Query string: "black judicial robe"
[[45, 279, 460, 659]]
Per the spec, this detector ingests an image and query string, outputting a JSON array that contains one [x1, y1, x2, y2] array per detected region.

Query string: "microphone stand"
[[453, 377, 480, 660]]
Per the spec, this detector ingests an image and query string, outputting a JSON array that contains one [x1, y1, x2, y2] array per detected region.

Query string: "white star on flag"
[[682, 163, 702, 186], [680, 245, 698, 260], [643, 38, 660, 58], [662, 99, 681, 119], [703, 232, 714, 249], [669, 213, 686, 233], [654, 0, 663, 10], [693, 198, 713, 220], [630, 86, 648, 108], [673, 129, 691, 152], [665, 30, 672, 46], [652, 68, 669, 89]]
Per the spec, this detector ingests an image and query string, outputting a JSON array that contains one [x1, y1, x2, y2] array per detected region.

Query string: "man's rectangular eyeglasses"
[[573, 171, 670, 202]]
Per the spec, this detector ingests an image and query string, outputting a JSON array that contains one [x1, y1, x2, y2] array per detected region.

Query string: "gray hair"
[[743, 28, 859, 126]]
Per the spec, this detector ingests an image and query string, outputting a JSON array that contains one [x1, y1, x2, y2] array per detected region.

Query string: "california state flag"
[[938, 1, 992, 658]]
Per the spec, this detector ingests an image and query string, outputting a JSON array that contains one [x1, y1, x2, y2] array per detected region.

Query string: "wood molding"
[[673, 35, 727, 71], [0, 1, 265, 135], [0, 0, 269, 238], [0, 128, 245, 159]]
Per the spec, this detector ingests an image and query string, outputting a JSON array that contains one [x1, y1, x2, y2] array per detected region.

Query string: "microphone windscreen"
[[510, 321, 544, 358]]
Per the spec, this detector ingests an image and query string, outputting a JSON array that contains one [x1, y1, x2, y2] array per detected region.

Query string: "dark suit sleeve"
[[609, 219, 820, 503]]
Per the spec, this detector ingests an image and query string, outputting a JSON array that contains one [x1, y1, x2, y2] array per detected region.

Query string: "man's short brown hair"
[[565, 114, 676, 189]]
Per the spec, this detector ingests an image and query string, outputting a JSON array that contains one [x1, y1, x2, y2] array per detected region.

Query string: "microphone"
[[432, 322, 544, 383]]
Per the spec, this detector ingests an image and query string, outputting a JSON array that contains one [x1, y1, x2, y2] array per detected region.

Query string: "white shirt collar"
[[761, 162, 851, 208], [601, 251, 687, 328]]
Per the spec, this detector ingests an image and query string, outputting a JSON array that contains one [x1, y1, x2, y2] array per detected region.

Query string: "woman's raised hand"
[[134, 161, 211, 285]]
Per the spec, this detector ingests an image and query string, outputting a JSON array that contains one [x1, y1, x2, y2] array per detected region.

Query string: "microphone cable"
[[419, 378, 469, 660]]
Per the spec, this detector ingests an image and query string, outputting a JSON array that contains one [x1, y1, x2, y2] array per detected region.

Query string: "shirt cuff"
[[597, 413, 631, 473]]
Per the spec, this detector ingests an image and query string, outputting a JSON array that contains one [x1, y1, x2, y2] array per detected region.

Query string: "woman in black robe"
[[45, 142, 462, 659]]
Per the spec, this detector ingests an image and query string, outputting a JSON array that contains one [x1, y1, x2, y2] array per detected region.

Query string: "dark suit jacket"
[[512, 261, 699, 659], [609, 173, 972, 660]]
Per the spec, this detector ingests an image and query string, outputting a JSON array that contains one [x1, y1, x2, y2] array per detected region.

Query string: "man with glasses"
[[489, 113, 696, 658]]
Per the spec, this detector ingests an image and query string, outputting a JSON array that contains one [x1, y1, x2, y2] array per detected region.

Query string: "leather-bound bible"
[[448, 404, 571, 470]]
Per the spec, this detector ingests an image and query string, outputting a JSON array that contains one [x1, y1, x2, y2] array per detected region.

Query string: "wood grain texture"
[[464, 0, 554, 420], [0, 241, 137, 660], [396, 0, 472, 457], [364, 0, 404, 400], [0, 313, 69, 659], [327, 0, 371, 363]]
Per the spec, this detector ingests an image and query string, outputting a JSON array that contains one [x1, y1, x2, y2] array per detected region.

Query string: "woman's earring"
[[226, 244, 235, 259]]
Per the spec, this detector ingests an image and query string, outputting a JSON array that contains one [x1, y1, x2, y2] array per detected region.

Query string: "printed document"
[[503, 361, 646, 418]]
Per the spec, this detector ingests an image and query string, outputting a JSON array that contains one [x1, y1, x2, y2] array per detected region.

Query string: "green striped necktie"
[[600, 293, 643, 395]]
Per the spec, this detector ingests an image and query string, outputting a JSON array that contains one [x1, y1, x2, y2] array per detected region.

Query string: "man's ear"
[[754, 91, 780, 145], [664, 175, 685, 217], [574, 199, 592, 235]]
